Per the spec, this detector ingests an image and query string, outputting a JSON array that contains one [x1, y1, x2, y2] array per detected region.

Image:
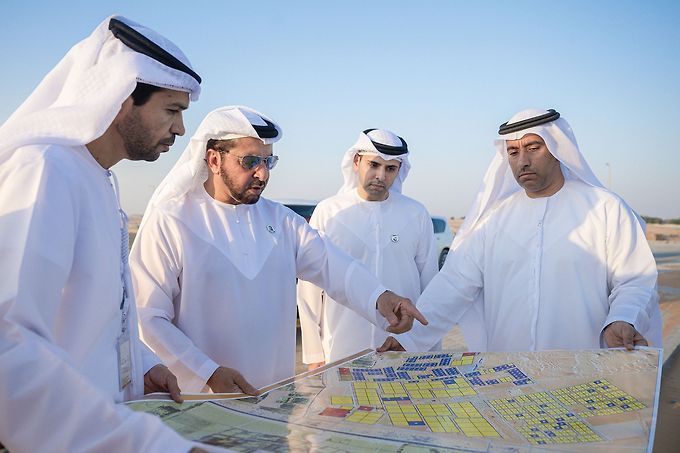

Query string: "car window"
[[432, 218, 446, 234], [286, 204, 316, 221]]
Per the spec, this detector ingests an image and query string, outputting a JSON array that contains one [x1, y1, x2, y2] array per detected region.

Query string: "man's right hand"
[[376, 290, 428, 334], [207, 366, 259, 395], [307, 362, 325, 371], [377, 336, 405, 352]]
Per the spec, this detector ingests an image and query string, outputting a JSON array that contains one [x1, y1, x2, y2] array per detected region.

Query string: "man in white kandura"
[[131, 106, 427, 394], [298, 129, 439, 369], [0, 16, 208, 452], [379, 108, 662, 353]]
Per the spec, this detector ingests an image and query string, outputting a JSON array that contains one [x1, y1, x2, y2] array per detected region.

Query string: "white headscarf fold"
[[144, 105, 282, 214], [0, 15, 200, 163], [338, 129, 411, 194]]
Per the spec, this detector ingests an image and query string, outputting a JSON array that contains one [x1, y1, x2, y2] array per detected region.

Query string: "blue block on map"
[[408, 421, 426, 426]]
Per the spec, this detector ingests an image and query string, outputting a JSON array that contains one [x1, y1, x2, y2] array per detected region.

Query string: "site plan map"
[[128, 348, 662, 452]]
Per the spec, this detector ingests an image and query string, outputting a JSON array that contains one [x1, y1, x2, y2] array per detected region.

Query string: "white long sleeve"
[[0, 144, 194, 452], [133, 193, 385, 390], [402, 180, 660, 352]]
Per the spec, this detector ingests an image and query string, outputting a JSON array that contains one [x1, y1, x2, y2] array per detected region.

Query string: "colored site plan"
[[127, 348, 662, 452]]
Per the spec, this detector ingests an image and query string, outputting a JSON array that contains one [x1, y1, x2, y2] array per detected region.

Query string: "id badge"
[[117, 329, 132, 391]]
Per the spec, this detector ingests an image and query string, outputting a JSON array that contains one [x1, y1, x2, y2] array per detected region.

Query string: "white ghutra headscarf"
[[338, 128, 411, 194], [143, 105, 282, 216], [454, 109, 612, 247], [0, 15, 201, 163]]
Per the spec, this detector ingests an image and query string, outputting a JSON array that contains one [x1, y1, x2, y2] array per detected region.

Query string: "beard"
[[219, 168, 267, 205], [116, 108, 174, 162]]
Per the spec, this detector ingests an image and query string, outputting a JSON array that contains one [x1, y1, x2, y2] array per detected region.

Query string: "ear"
[[353, 154, 361, 171], [205, 149, 222, 174]]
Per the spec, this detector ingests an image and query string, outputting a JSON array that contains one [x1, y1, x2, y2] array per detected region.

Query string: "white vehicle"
[[431, 215, 455, 269]]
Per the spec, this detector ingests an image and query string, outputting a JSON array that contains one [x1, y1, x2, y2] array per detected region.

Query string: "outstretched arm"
[[294, 219, 426, 333]]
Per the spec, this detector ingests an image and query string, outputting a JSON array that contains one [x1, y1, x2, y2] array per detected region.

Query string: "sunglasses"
[[224, 152, 279, 170]]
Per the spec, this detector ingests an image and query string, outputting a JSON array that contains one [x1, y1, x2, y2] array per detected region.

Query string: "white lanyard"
[[107, 169, 134, 390], [107, 170, 130, 333]]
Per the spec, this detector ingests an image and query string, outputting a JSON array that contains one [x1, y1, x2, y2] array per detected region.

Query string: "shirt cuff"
[[369, 286, 390, 331], [193, 359, 221, 391], [603, 304, 650, 339]]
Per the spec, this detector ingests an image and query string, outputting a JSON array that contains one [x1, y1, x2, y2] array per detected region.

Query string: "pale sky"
[[2, 0, 679, 218]]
